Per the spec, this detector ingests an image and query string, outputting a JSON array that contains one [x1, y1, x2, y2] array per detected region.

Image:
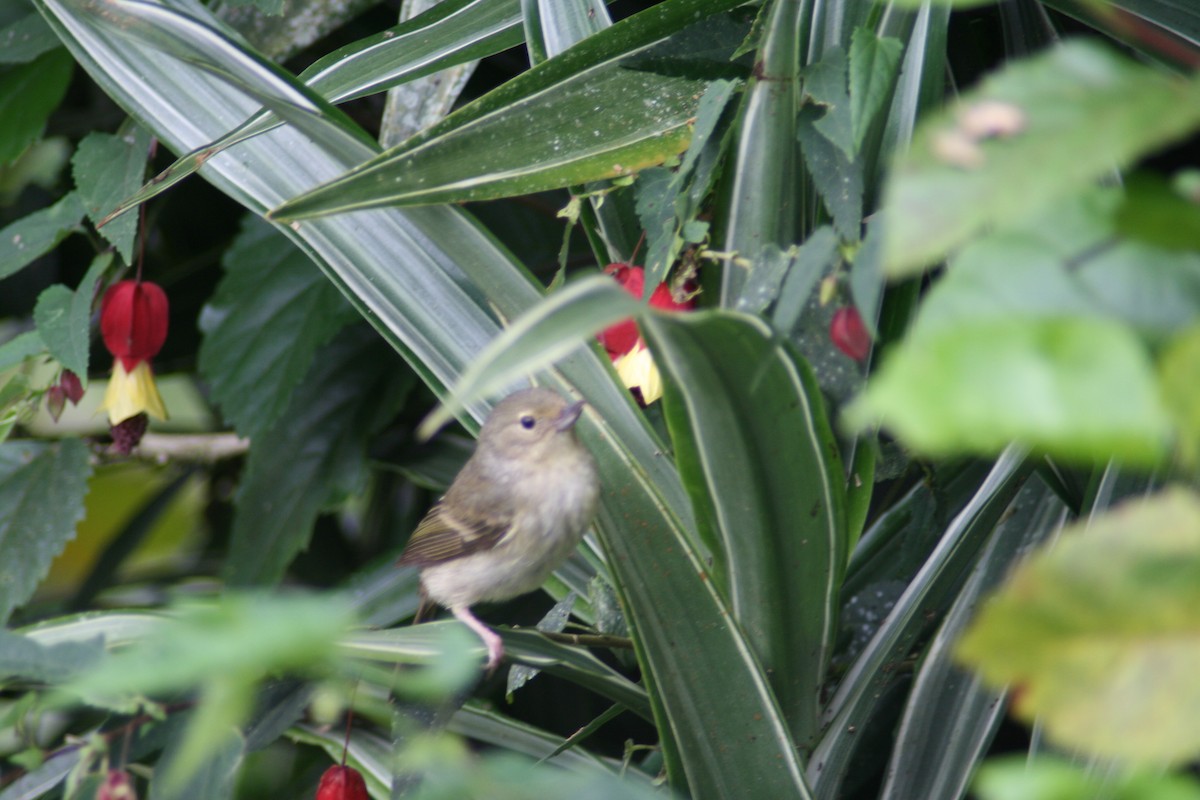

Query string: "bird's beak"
[[555, 400, 586, 431]]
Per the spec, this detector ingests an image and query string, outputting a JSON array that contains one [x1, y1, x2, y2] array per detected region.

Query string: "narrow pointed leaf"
[[641, 310, 847, 750]]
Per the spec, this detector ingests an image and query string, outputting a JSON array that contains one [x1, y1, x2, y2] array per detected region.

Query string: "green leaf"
[[974, 756, 1200, 800], [846, 318, 1172, 465], [803, 46, 853, 160], [32, 252, 110, 383], [0, 629, 103, 683], [197, 216, 357, 441], [0, 438, 91, 623], [224, 326, 414, 586], [72, 127, 151, 263], [884, 41, 1200, 275], [0, 48, 72, 165], [0, 192, 85, 280], [1114, 172, 1200, 251], [270, 0, 749, 217], [797, 103, 863, 240], [721, 0, 804, 303], [0, 331, 46, 373], [642, 310, 846, 749], [957, 487, 1200, 765], [848, 29, 903, 156], [1159, 326, 1200, 468], [0, 11, 60, 64], [149, 725, 243, 800]]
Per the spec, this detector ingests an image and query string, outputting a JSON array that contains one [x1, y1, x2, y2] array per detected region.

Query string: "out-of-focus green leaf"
[[0, 192, 85, 280], [225, 326, 414, 586], [0, 48, 72, 165], [0, 629, 103, 683], [0, 748, 79, 800], [0, 332, 46, 373], [1114, 172, 1200, 251], [0, 11, 60, 64], [272, 1, 752, 217], [845, 318, 1172, 465], [0, 439, 90, 623], [32, 252, 110, 384], [1159, 325, 1200, 467], [643, 310, 846, 749], [197, 216, 357, 440], [72, 127, 151, 263], [879, 481, 1067, 800], [977, 756, 1200, 800], [149, 722, 243, 800], [957, 487, 1200, 765], [721, 0, 804, 303], [884, 40, 1200, 275]]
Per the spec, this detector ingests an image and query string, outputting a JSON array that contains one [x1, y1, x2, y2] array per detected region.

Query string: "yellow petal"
[[614, 344, 663, 404], [101, 360, 169, 424]]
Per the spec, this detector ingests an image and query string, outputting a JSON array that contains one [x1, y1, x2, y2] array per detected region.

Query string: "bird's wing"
[[396, 502, 512, 566]]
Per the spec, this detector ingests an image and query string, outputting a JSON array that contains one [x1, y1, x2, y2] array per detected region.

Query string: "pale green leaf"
[[0, 192, 84, 280], [31, 252, 110, 383], [0, 11, 60, 64]]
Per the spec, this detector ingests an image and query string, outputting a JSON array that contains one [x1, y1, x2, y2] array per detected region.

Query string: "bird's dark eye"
[[519, 415, 536, 430]]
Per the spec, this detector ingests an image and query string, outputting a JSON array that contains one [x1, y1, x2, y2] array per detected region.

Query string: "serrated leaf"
[[642, 310, 846, 748], [0, 192, 85, 280], [224, 326, 414, 586], [803, 46, 853, 159], [0, 11, 60, 65], [0, 48, 72, 165], [797, 104, 863, 240], [846, 318, 1172, 465], [0, 629, 103, 683], [958, 488, 1200, 765], [197, 216, 357, 440], [884, 41, 1200, 275], [72, 128, 151, 263], [847, 29, 902, 155], [0, 438, 91, 622], [31, 252, 109, 382]]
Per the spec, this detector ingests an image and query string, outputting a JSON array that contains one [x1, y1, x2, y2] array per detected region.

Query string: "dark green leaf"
[[848, 29, 903, 156], [885, 41, 1200, 275], [32, 252, 109, 382], [803, 46, 853, 159], [0, 12, 60, 64], [149, 728, 243, 800], [0, 192, 84, 280], [644, 310, 846, 749], [198, 216, 357, 440], [0, 438, 91, 623], [72, 127, 151, 263], [773, 225, 838, 333], [0, 629, 102, 683], [224, 326, 414, 586], [1114, 172, 1200, 251], [0, 48, 72, 165], [797, 104, 863, 240]]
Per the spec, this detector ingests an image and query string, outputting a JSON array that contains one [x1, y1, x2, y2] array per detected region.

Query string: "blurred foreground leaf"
[[957, 487, 1200, 764], [974, 755, 1200, 800]]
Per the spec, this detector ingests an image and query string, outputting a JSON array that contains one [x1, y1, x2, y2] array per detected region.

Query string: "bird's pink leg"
[[453, 607, 503, 673]]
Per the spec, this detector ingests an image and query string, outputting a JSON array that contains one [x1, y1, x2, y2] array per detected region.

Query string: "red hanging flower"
[[830, 306, 871, 362], [315, 765, 368, 800], [596, 263, 694, 403], [98, 280, 169, 452]]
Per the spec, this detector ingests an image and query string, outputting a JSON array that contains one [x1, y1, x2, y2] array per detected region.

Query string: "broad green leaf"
[[772, 226, 838, 333], [957, 487, 1200, 765], [224, 326, 414, 586], [848, 29, 903, 156], [0, 439, 91, 623], [0, 48, 72, 165], [642, 310, 846, 749], [31, 252, 110, 383], [197, 216, 357, 440], [0, 192, 85, 280], [845, 318, 1172, 465], [878, 481, 1067, 800], [523, 0, 609, 63], [271, 0, 750, 217], [1114, 172, 1200, 251], [803, 47, 853, 160], [0, 331, 46, 373], [721, 0, 804, 303], [975, 756, 1200, 800], [0, 629, 103, 683], [797, 104, 863, 240], [0, 11, 60, 64], [1159, 326, 1200, 467], [72, 127, 151, 263], [885, 40, 1200, 275]]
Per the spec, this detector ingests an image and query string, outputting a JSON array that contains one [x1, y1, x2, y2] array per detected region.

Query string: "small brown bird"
[[398, 387, 599, 671]]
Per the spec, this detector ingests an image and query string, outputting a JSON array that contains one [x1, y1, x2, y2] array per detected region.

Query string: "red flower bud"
[[46, 385, 66, 422], [100, 281, 168, 371], [60, 370, 84, 405], [316, 765, 368, 800], [830, 307, 871, 362], [97, 769, 137, 800]]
